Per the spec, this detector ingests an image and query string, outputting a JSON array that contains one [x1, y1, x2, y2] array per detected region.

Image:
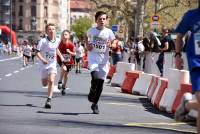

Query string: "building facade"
[[9, 0, 70, 42], [70, 0, 93, 23], [1, 0, 94, 43]]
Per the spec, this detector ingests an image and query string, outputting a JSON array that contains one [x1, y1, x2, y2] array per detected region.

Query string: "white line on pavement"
[[5, 73, 12, 77], [20, 68, 25, 71], [0, 56, 21, 62], [0, 78, 2, 80], [13, 70, 19, 73]]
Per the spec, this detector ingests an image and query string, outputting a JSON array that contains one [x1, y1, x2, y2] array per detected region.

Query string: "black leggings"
[[90, 71, 104, 104]]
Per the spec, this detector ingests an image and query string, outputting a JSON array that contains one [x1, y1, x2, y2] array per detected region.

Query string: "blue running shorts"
[[190, 67, 200, 92]]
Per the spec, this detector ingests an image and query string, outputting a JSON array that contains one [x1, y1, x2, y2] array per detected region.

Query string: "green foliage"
[[71, 16, 92, 40]]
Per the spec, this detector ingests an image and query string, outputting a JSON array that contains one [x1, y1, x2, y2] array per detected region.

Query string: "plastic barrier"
[[107, 65, 116, 79], [121, 70, 143, 94], [147, 76, 159, 100], [182, 53, 189, 70], [144, 52, 160, 76], [132, 73, 154, 96], [152, 78, 168, 108], [171, 83, 192, 113], [82, 55, 88, 69], [159, 68, 190, 112], [188, 95, 198, 119], [163, 52, 174, 71], [111, 62, 135, 87]]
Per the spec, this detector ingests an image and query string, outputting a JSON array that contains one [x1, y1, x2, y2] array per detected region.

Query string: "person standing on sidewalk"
[[57, 30, 76, 95], [156, 27, 170, 76], [36, 23, 65, 109], [85, 11, 116, 114], [174, 2, 200, 133]]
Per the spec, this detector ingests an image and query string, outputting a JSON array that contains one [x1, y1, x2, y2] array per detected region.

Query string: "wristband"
[[174, 52, 182, 57]]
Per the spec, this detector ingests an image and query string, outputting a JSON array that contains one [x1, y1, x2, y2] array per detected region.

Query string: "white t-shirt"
[[37, 37, 60, 69], [23, 45, 32, 57], [87, 27, 115, 72], [75, 44, 84, 58]]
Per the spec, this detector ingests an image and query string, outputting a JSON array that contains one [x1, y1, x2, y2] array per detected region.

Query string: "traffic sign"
[[111, 25, 118, 32], [151, 15, 160, 22]]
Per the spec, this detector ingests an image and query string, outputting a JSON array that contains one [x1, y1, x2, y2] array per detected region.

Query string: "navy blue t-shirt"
[[175, 8, 200, 70]]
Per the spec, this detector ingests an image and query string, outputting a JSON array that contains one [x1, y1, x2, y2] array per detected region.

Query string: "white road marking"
[[42, 85, 61, 93], [13, 70, 19, 73], [0, 78, 2, 80], [20, 68, 25, 71], [0, 56, 21, 62], [5, 73, 12, 77]]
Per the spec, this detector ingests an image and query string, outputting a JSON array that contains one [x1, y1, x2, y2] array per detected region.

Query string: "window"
[[12, 0, 16, 4], [44, 19, 47, 25], [19, 0, 23, 2], [31, 6, 36, 16], [44, 6, 48, 18], [18, 6, 23, 16], [31, 18, 36, 30], [18, 19, 23, 30], [31, 0, 36, 2]]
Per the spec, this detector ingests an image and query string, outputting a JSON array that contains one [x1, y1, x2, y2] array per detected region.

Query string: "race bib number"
[[23, 49, 30, 56], [45, 51, 55, 61], [194, 33, 200, 55], [92, 43, 107, 53], [63, 54, 71, 62]]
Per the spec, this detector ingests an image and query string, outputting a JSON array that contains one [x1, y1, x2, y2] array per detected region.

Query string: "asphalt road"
[[0, 55, 197, 134]]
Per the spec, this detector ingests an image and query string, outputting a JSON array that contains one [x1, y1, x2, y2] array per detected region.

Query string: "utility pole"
[[10, 0, 12, 48]]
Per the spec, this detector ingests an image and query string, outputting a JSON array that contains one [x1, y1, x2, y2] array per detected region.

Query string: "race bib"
[[23, 49, 31, 56], [194, 33, 200, 55], [92, 43, 107, 53], [45, 51, 55, 62], [63, 54, 71, 62]]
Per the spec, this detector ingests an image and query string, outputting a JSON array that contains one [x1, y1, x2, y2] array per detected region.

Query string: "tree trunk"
[[135, 0, 145, 37]]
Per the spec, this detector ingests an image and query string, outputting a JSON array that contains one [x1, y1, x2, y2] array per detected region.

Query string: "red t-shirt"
[[57, 41, 75, 65]]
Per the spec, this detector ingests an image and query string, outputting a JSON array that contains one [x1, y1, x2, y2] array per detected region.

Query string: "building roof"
[[70, 0, 93, 10]]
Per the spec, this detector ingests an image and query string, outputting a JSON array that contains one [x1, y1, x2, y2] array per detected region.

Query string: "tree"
[[89, 0, 198, 37], [71, 16, 92, 40]]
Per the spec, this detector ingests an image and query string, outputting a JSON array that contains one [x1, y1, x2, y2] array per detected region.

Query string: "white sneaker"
[[175, 92, 192, 121]]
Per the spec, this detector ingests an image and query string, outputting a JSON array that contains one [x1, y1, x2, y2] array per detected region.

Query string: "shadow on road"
[[37, 110, 92, 115], [0, 103, 43, 108]]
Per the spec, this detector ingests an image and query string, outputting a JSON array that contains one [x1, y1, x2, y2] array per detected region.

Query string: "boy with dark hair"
[[85, 11, 116, 114]]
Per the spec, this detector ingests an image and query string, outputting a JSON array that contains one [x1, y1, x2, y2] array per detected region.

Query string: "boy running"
[[57, 30, 76, 95], [36, 23, 64, 109], [85, 11, 116, 114]]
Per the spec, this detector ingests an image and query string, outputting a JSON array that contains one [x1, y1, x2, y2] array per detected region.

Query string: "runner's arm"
[[36, 51, 48, 64], [56, 48, 65, 62], [85, 34, 93, 51]]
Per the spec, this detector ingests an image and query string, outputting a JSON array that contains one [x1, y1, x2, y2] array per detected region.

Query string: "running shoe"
[[175, 92, 192, 121], [91, 103, 99, 114], [76, 70, 78, 73], [44, 98, 51, 109], [61, 87, 66, 95], [57, 81, 62, 90]]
